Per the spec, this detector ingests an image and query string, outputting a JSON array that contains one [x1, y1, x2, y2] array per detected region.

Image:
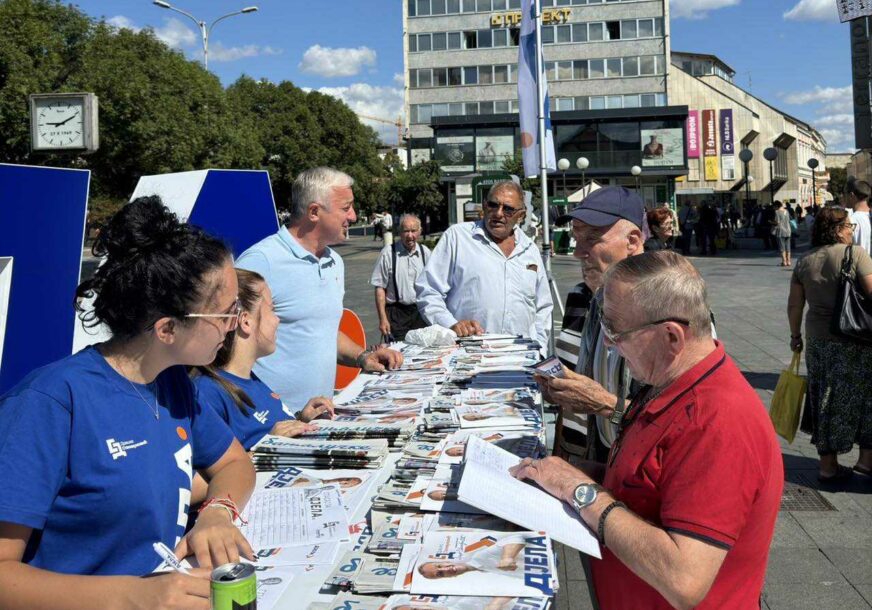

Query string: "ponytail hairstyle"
[[75, 196, 231, 340], [194, 269, 268, 414]]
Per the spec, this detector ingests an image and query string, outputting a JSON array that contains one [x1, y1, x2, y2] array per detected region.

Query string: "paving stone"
[[770, 512, 818, 548], [763, 582, 872, 610], [821, 548, 872, 585], [765, 548, 845, 584], [791, 515, 872, 549], [857, 585, 872, 607]]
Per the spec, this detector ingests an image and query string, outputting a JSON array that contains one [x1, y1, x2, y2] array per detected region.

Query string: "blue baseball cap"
[[557, 186, 645, 229]]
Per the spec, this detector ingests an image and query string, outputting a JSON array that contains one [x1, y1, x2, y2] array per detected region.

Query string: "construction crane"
[[355, 113, 406, 146]]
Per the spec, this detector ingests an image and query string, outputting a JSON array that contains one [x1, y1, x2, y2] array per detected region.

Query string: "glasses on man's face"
[[185, 298, 242, 331], [485, 199, 522, 217], [600, 316, 690, 344]]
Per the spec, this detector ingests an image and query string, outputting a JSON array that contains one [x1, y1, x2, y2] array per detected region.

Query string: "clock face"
[[35, 98, 86, 149]]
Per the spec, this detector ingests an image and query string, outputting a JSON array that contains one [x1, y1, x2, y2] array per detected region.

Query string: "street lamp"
[[763, 147, 779, 205], [557, 158, 570, 200], [739, 148, 754, 215], [153, 1, 259, 70], [631, 165, 642, 191], [576, 157, 589, 194], [808, 158, 819, 209]]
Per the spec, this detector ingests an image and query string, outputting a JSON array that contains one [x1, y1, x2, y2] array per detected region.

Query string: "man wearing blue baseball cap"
[[537, 186, 647, 463]]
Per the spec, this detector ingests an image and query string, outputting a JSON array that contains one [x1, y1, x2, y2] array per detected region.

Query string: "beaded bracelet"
[[199, 495, 247, 525], [597, 500, 627, 547]]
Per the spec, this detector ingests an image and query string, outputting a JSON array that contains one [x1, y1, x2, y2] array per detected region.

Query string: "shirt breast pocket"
[[517, 264, 538, 303]]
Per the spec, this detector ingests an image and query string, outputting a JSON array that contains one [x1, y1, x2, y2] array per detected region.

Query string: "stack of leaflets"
[[325, 550, 402, 594], [264, 466, 377, 516], [380, 594, 552, 610], [299, 419, 416, 449], [454, 402, 542, 431], [371, 478, 419, 511], [394, 530, 558, 598], [408, 465, 484, 515], [250, 436, 389, 471], [439, 430, 545, 466], [307, 593, 387, 610], [334, 390, 427, 416]]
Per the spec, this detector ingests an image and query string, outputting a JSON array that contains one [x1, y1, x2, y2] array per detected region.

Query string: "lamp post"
[[763, 147, 779, 205], [557, 158, 570, 200], [631, 165, 642, 192], [808, 157, 819, 209], [576, 156, 589, 195], [739, 149, 754, 216], [153, 1, 258, 71]]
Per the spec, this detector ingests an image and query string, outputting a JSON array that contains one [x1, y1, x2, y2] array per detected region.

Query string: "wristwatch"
[[571, 483, 604, 514]]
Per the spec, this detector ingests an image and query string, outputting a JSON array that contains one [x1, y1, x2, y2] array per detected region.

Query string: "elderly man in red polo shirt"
[[511, 251, 783, 610]]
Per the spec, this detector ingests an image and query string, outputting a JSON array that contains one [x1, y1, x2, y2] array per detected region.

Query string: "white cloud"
[[393, 72, 406, 86], [670, 0, 740, 19], [316, 83, 404, 143], [299, 45, 377, 78], [107, 15, 140, 31], [815, 113, 854, 126], [782, 85, 853, 114], [206, 43, 282, 63], [820, 127, 855, 150], [153, 17, 197, 49], [783, 0, 838, 22]]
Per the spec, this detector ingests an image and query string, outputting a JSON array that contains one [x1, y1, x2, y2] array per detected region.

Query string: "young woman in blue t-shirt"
[[194, 268, 335, 451], [0, 197, 255, 610]]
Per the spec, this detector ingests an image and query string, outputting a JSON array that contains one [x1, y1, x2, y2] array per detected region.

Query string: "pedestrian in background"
[[381, 209, 394, 246], [773, 201, 792, 267], [644, 207, 674, 252], [845, 179, 871, 254], [788, 207, 872, 482]]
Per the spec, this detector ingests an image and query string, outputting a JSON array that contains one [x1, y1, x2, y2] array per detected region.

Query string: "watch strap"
[[597, 500, 627, 547], [572, 483, 604, 511]]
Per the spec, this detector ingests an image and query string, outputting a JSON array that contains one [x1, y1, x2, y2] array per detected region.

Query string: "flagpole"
[[534, 0, 557, 356]]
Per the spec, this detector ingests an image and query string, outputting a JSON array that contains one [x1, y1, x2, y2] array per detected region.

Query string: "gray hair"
[[603, 251, 711, 340], [486, 180, 524, 203], [399, 213, 421, 229], [289, 167, 354, 223]]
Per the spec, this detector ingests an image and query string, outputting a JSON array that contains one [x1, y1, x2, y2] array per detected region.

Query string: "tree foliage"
[[385, 159, 444, 220], [0, 0, 389, 220], [828, 166, 847, 202]]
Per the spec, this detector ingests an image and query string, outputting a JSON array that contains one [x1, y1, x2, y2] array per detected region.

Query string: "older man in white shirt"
[[415, 180, 553, 347]]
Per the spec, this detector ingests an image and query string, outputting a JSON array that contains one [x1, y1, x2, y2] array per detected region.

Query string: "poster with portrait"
[[435, 136, 475, 173], [640, 128, 684, 167], [475, 134, 514, 171]]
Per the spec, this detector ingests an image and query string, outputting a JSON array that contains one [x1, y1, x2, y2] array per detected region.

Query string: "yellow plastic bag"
[[769, 351, 807, 444]]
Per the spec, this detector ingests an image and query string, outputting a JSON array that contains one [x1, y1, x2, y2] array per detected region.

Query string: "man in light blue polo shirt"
[[415, 180, 553, 348], [236, 167, 403, 409]]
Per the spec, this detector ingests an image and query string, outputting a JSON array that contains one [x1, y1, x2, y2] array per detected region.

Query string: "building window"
[[545, 61, 557, 81], [638, 18, 654, 38], [588, 23, 604, 41], [572, 23, 587, 42], [465, 102, 479, 115], [409, 69, 417, 88], [623, 56, 639, 77], [462, 0, 476, 10], [589, 59, 604, 78], [542, 26, 555, 44], [464, 66, 478, 85], [448, 32, 462, 49], [418, 34, 432, 52], [557, 24, 572, 43], [556, 97, 574, 111], [493, 0, 506, 8], [557, 60, 573, 80], [418, 105, 432, 124], [478, 29, 493, 48], [480, 101, 495, 114], [606, 21, 621, 40], [654, 17, 664, 36], [640, 56, 656, 76], [479, 65, 493, 84], [433, 32, 447, 51], [416, 0, 430, 16], [409, 36, 418, 53], [621, 20, 636, 39], [509, 0, 521, 8], [449, 102, 464, 115], [510, 28, 520, 45], [494, 64, 509, 83], [464, 31, 477, 49], [448, 67, 462, 86], [624, 95, 640, 108], [495, 100, 510, 113], [606, 95, 623, 109], [408, 0, 417, 17], [447, 0, 460, 12], [574, 96, 589, 110], [589, 96, 605, 110], [431, 0, 446, 14], [418, 69, 432, 87], [606, 58, 622, 77], [640, 93, 656, 107], [476, 0, 491, 10], [573, 60, 588, 80], [494, 29, 508, 47], [433, 68, 448, 86]]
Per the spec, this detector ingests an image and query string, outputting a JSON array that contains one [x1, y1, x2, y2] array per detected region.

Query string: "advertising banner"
[[687, 110, 700, 159], [720, 109, 734, 155], [476, 134, 515, 171], [641, 127, 685, 167], [839, 1, 872, 23], [702, 110, 717, 157], [721, 155, 736, 181], [435, 135, 475, 173], [704, 157, 720, 181]]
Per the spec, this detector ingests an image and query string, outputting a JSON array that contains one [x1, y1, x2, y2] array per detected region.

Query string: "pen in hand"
[[153, 541, 191, 575]]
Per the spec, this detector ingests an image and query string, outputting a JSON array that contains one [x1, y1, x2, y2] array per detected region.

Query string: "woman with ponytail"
[[194, 269, 335, 451], [0, 197, 255, 610]]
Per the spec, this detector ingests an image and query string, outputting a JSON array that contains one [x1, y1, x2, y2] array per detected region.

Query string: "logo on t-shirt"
[[106, 438, 149, 460], [253, 410, 269, 424]]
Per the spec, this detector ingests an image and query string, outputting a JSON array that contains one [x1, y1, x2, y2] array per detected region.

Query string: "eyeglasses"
[[185, 298, 242, 331], [841, 222, 857, 230], [600, 317, 690, 344], [485, 200, 522, 217]]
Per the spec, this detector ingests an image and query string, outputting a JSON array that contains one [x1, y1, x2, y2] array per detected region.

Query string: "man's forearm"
[[375, 288, 388, 323], [337, 331, 365, 367]]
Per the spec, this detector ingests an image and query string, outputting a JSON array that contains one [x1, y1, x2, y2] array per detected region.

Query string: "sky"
[[70, 0, 855, 151]]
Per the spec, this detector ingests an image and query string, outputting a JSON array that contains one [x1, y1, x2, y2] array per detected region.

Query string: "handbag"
[[831, 245, 872, 345], [769, 351, 807, 444]]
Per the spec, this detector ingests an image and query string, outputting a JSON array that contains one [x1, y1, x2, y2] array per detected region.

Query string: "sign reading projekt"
[[839, 0, 872, 23]]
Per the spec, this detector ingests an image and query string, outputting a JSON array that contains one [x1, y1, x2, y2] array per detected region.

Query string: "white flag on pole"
[[518, 0, 556, 179]]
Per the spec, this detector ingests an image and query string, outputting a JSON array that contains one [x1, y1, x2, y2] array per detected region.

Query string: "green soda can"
[[211, 562, 257, 610]]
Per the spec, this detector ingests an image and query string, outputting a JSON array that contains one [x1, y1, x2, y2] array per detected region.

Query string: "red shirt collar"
[[640, 341, 726, 417]]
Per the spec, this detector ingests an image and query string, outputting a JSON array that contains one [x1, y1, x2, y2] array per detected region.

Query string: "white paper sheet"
[[457, 437, 601, 558], [239, 485, 349, 550]]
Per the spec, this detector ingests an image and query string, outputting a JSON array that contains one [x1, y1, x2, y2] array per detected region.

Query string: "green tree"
[[501, 150, 541, 203], [828, 166, 847, 201], [386, 159, 444, 223]]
